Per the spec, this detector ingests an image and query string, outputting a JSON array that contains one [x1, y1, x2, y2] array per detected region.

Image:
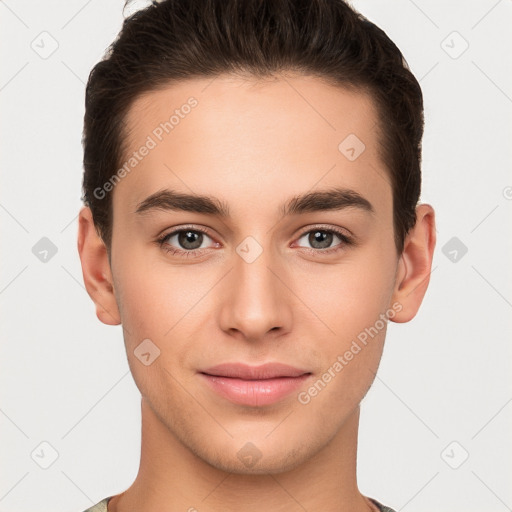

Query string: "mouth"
[[198, 362, 312, 407]]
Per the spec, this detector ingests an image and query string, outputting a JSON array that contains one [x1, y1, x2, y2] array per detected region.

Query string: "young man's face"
[[79, 74, 433, 474]]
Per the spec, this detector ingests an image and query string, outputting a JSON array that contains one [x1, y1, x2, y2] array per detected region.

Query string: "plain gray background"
[[1, 1, 511, 511]]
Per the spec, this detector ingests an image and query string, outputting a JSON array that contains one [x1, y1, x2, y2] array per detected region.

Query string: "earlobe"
[[390, 204, 436, 323], [77, 206, 121, 326]]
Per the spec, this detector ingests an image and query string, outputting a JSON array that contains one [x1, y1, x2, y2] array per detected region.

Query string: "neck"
[[109, 398, 373, 512]]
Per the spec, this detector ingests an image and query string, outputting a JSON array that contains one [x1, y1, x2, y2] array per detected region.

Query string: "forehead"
[[115, 74, 391, 220]]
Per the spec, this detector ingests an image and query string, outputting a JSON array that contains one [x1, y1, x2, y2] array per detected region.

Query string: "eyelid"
[[157, 224, 211, 237], [294, 223, 353, 240]]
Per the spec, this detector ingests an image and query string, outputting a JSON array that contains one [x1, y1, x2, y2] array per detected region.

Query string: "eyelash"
[[156, 225, 354, 258]]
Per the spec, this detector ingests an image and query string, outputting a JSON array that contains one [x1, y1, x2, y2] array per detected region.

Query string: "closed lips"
[[199, 362, 311, 380]]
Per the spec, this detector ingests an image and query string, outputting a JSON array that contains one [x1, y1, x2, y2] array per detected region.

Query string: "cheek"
[[299, 316, 388, 420], [112, 245, 182, 331], [291, 245, 395, 400], [294, 254, 395, 337], [114, 273, 163, 337], [111, 250, 206, 372], [112, 262, 187, 400], [312, 251, 396, 408]]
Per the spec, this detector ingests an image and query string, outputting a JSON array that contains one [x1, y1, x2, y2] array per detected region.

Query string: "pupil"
[[310, 230, 332, 249], [179, 230, 202, 249]]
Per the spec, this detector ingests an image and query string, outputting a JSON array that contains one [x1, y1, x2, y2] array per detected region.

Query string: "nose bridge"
[[219, 234, 290, 339]]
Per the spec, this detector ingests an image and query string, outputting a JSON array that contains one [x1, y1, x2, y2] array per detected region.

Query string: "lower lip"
[[199, 373, 312, 406]]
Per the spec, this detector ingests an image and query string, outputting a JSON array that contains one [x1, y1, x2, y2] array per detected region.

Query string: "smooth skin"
[[77, 73, 436, 512]]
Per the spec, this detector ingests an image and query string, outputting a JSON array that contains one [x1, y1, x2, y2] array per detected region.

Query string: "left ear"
[[390, 203, 436, 323]]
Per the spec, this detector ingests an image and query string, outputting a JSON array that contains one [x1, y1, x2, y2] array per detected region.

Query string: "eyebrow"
[[134, 187, 374, 218]]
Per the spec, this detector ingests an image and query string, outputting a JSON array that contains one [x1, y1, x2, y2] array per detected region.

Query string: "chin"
[[206, 444, 309, 475]]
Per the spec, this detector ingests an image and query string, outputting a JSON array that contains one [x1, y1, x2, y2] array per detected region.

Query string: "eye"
[[156, 226, 218, 258], [156, 225, 354, 259], [294, 226, 353, 255]]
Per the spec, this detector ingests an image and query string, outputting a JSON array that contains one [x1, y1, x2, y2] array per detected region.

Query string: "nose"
[[218, 240, 293, 342]]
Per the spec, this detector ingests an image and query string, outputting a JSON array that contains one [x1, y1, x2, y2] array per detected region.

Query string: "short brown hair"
[[82, 0, 424, 254]]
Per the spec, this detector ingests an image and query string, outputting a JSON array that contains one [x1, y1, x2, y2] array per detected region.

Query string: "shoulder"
[[80, 497, 111, 512], [80, 496, 396, 512], [367, 496, 398, 512]]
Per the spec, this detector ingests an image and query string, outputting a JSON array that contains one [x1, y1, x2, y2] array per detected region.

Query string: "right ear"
[[77, 206, 121, 326]]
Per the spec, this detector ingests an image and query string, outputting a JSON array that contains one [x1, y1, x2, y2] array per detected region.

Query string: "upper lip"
[[200, 362, 310, 380]]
